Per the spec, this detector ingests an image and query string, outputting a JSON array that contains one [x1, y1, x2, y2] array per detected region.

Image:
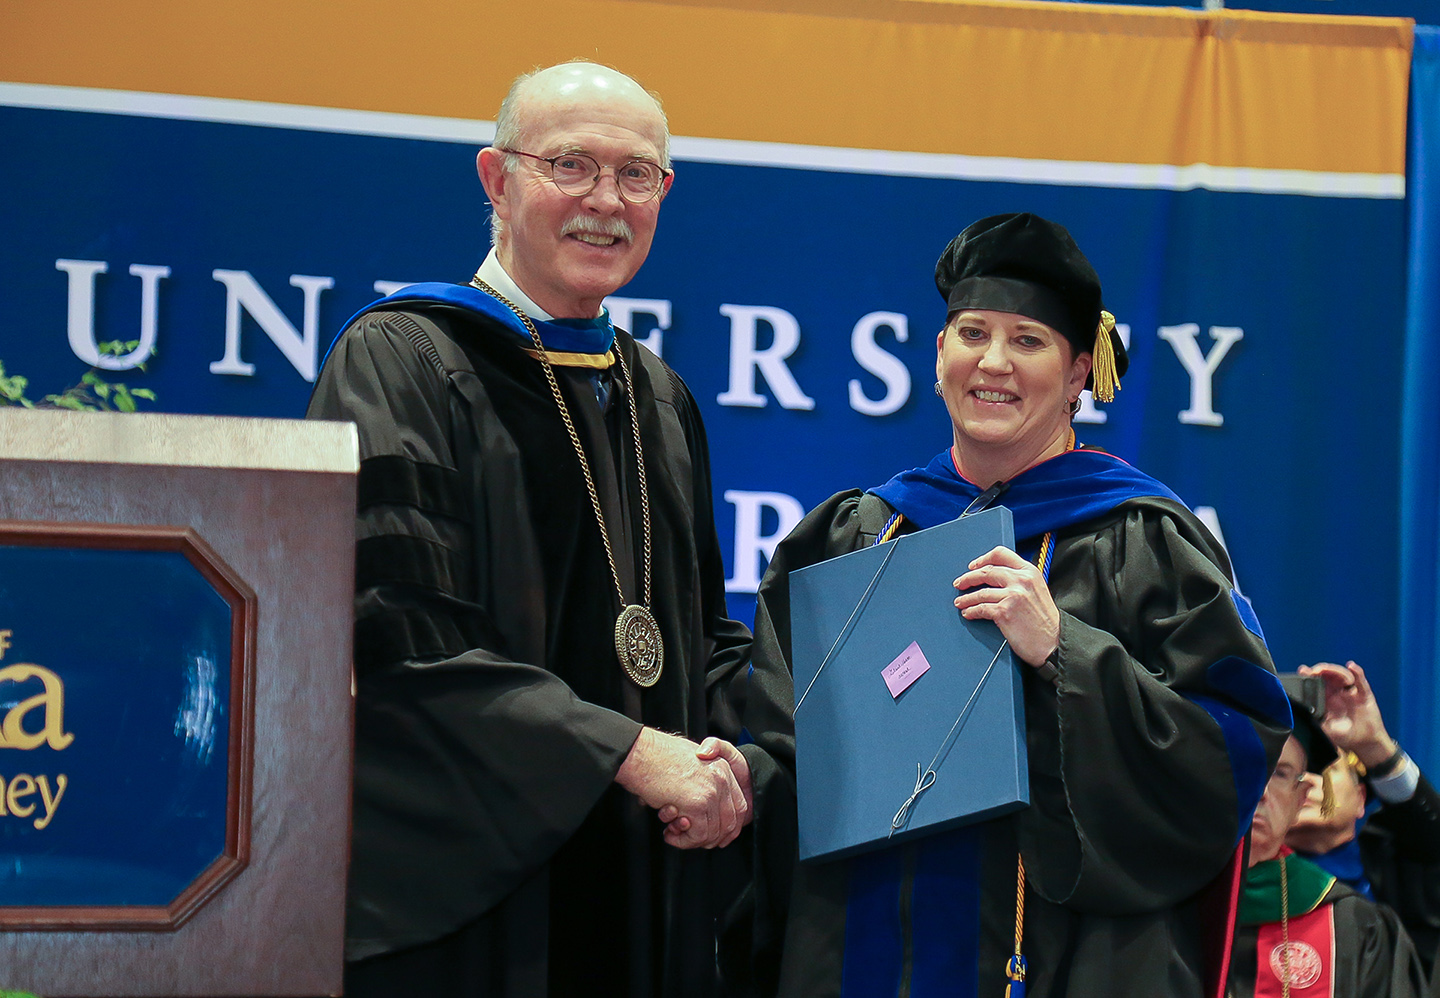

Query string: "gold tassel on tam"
[[1319, 766, 1337, 819], [1091, 311, 1120, 403]]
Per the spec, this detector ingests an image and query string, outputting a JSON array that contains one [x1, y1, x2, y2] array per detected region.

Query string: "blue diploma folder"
[[789, 506, 1029, 862]]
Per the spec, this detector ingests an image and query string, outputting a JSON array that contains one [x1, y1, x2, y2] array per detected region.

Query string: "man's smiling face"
[[480, 70, 669, 318]]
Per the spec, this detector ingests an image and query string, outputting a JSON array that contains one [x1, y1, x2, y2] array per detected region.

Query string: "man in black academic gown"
[[1231, 693, 1427, 997], [308, 62, 791, 998]]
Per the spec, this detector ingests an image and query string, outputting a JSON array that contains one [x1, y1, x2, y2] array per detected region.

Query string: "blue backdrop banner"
[[0, 95, 1412, 760]]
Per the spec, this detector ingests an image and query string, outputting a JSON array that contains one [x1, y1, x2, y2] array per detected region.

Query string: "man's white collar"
[[476, 250, 557, 321]]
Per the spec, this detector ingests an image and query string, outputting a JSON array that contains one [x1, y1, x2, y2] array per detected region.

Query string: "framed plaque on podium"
[[0, 410, 357, 997]]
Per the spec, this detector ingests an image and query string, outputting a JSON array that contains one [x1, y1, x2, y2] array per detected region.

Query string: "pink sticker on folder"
[[881, 640, 931, 698]]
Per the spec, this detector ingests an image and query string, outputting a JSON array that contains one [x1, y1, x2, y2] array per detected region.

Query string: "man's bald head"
[[477, 60, 673, 317], [494, 61, 670, 169], [487, 62, 670, 246]]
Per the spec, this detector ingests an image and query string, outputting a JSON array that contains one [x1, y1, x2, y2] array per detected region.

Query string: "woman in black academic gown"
[[745, 213, 1293, 998]]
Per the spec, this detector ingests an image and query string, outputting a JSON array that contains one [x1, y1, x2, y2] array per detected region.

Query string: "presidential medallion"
[[474, 279, 664, 690], [616, 604, 663, 687]]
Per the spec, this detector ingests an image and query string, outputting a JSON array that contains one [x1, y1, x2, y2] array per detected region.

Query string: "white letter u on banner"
[[56, 259, 168, 370]]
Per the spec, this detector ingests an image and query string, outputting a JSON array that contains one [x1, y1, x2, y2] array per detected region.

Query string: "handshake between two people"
[[615, 727, 753, 850]]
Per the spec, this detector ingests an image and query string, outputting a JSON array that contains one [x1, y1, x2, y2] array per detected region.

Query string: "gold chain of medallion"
[[471, 277, 662, 687]]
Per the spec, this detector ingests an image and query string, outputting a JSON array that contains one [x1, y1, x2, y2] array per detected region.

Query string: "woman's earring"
[[1067, 397, 1082, 415], [934, 381, 943, 397]]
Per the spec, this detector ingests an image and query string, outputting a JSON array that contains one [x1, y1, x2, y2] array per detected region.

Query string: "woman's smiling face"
[[936, 309, 1091, 470]]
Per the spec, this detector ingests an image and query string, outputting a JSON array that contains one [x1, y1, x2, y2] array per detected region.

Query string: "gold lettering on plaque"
[[0, 773, 67, 829], [0, 664, 74, 750]]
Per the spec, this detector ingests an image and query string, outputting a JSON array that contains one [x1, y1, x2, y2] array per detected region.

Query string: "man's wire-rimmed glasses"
[[498, 149, 671, 204], [1267, 763, 1309, 797]]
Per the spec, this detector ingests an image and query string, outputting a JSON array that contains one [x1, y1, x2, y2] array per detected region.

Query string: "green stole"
[[1237, 851, 1335, 924]]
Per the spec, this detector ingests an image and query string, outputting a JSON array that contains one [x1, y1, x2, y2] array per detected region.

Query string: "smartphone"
[[1276, 672, 1326, 722]]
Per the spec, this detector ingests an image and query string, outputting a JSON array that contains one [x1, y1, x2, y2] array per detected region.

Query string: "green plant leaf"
[[0, 371, 31, 403], [0, 356, 154, 410]]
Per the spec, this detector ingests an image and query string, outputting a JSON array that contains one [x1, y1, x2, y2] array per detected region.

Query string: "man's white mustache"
[[561, 216, 634, 242]]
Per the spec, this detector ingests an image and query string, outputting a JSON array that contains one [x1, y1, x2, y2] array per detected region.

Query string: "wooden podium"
[[0, 410, 357, 997]]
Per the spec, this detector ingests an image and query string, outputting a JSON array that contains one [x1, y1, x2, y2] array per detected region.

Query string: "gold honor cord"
[[1006, 853, 1027, 997], [1007, 526, 1060, 998], [1009, 435, 1074, 994], [1280, 855, 1292, 998], [471, 277, 663, 688]]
